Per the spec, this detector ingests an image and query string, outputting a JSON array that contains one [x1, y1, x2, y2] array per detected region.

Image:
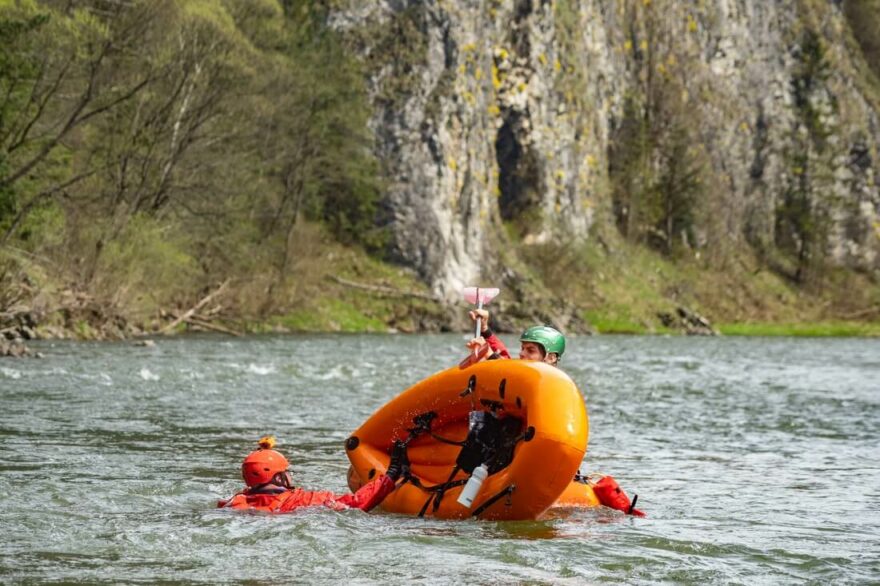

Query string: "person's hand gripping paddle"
[[458, 286, 500, 369]]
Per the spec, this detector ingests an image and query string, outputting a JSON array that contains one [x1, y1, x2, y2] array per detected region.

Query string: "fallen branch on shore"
[[835, 306, 880, 320], [184, 315, 243, 337], [161, 279, 230, 335], [328, 275, 440, 302]]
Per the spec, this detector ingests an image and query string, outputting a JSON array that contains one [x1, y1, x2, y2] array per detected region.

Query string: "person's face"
[[519, 341, 545, 361], [273, 470, 293, 488], [519, 341, 558, 365]]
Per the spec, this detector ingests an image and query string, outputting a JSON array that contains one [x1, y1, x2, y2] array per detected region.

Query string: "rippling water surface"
[[1, 334, 878, 584]]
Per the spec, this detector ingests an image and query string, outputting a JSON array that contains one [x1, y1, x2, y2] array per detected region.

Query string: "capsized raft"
[[345, 360, 589, 520]]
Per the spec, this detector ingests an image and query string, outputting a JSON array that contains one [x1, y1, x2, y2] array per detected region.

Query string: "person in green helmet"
[[518, 324, 565, 366], [466, 309, 565, 366]]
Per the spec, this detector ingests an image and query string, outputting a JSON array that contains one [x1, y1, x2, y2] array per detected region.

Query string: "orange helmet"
[[241, 436, 290, 487]]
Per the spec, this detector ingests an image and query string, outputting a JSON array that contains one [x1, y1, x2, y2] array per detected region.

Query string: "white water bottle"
[[457, 464, 488, 508]]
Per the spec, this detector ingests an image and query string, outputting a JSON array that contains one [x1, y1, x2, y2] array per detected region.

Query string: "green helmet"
[[520, 325, 566, 358]]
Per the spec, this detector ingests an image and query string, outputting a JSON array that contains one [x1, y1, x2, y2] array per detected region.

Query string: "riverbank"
[[2, 229, 878, 349]]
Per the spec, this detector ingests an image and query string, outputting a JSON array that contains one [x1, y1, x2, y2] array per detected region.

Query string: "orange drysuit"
[[218, 474, 395, 513]]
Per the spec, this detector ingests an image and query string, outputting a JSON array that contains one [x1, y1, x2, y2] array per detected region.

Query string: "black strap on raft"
[[573, 472, 589, 484], [404, 412, 437, 445], [628, 494, 639, 515], [405, 475, 467, 493], [417, 464, 461, 517], [393, 411, 466, 506], [470, 484, 515, 517], [402, 411, 464, 447]]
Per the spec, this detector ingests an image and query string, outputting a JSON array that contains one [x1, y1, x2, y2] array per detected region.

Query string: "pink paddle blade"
[[462, 287, 500, 306]]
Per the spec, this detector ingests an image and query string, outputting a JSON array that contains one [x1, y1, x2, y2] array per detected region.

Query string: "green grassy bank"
[[8, 220, 877, 341]]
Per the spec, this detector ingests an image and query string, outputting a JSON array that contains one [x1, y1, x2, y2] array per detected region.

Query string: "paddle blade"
[[463, 287, 500, 306]]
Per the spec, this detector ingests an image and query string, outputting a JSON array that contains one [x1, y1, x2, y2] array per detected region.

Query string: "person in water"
[[219, 436, 404, 513], [466, 309, 565, 366]]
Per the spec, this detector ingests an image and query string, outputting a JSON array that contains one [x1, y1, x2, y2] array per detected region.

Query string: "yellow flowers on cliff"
[[492, 65, 502, 90]]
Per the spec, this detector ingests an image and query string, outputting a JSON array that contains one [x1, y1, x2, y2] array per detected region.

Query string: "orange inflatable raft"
[[345, 360, 590, 520], [554, 476, 601, 508]]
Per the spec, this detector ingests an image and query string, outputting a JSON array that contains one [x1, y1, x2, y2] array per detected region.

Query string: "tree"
[[776, 29, 837, 285]]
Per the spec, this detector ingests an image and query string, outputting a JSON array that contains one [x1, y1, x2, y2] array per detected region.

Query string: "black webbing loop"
[[405, 474, 467, 493], [431, 465, 461, 513], [471, 484, 516, 517], [417, 465, 460, 517], [429, 432, 465, 446]]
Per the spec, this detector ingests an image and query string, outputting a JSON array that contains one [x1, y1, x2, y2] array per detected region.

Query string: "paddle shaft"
[[475, 297, 483, 339]]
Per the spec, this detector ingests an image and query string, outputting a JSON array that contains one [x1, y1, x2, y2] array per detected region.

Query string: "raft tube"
[[345, 360, 588, 520], [553, 478, 601, 508]]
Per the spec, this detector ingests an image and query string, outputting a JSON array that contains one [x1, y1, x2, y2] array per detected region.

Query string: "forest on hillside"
[[0, 0, 400, 338]]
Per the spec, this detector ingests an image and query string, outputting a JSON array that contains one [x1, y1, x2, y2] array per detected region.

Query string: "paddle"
[[458, 286, 500, 369]]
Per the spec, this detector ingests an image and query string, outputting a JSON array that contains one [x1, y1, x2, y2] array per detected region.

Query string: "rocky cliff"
[[330, 0, 880, 304]]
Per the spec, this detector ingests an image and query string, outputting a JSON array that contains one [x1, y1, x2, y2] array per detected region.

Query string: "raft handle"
[[459, 375, 477, 398]]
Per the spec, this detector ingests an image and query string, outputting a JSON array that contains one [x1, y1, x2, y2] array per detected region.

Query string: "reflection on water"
[[1, 334, 878, 583]]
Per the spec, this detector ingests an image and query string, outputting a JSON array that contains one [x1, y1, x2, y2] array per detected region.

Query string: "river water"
[[0, 334, 878, 584]]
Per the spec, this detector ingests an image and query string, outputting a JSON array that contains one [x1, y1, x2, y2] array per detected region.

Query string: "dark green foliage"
[[0, 10, 51, 232], [0, 156, 14, 232], [844, 0, 880, 80], [791, 30, 835, 147], [776, 29, 836, 285], [0, 0, 386, 304], [606, 0, 707, 257]]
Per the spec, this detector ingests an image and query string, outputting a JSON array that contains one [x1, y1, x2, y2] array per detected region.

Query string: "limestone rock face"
[[331, 0, 880, 299]]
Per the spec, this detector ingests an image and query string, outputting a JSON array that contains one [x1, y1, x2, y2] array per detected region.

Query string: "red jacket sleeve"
[[334, 475, 396, 511], [484, 332, 511, 359]]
